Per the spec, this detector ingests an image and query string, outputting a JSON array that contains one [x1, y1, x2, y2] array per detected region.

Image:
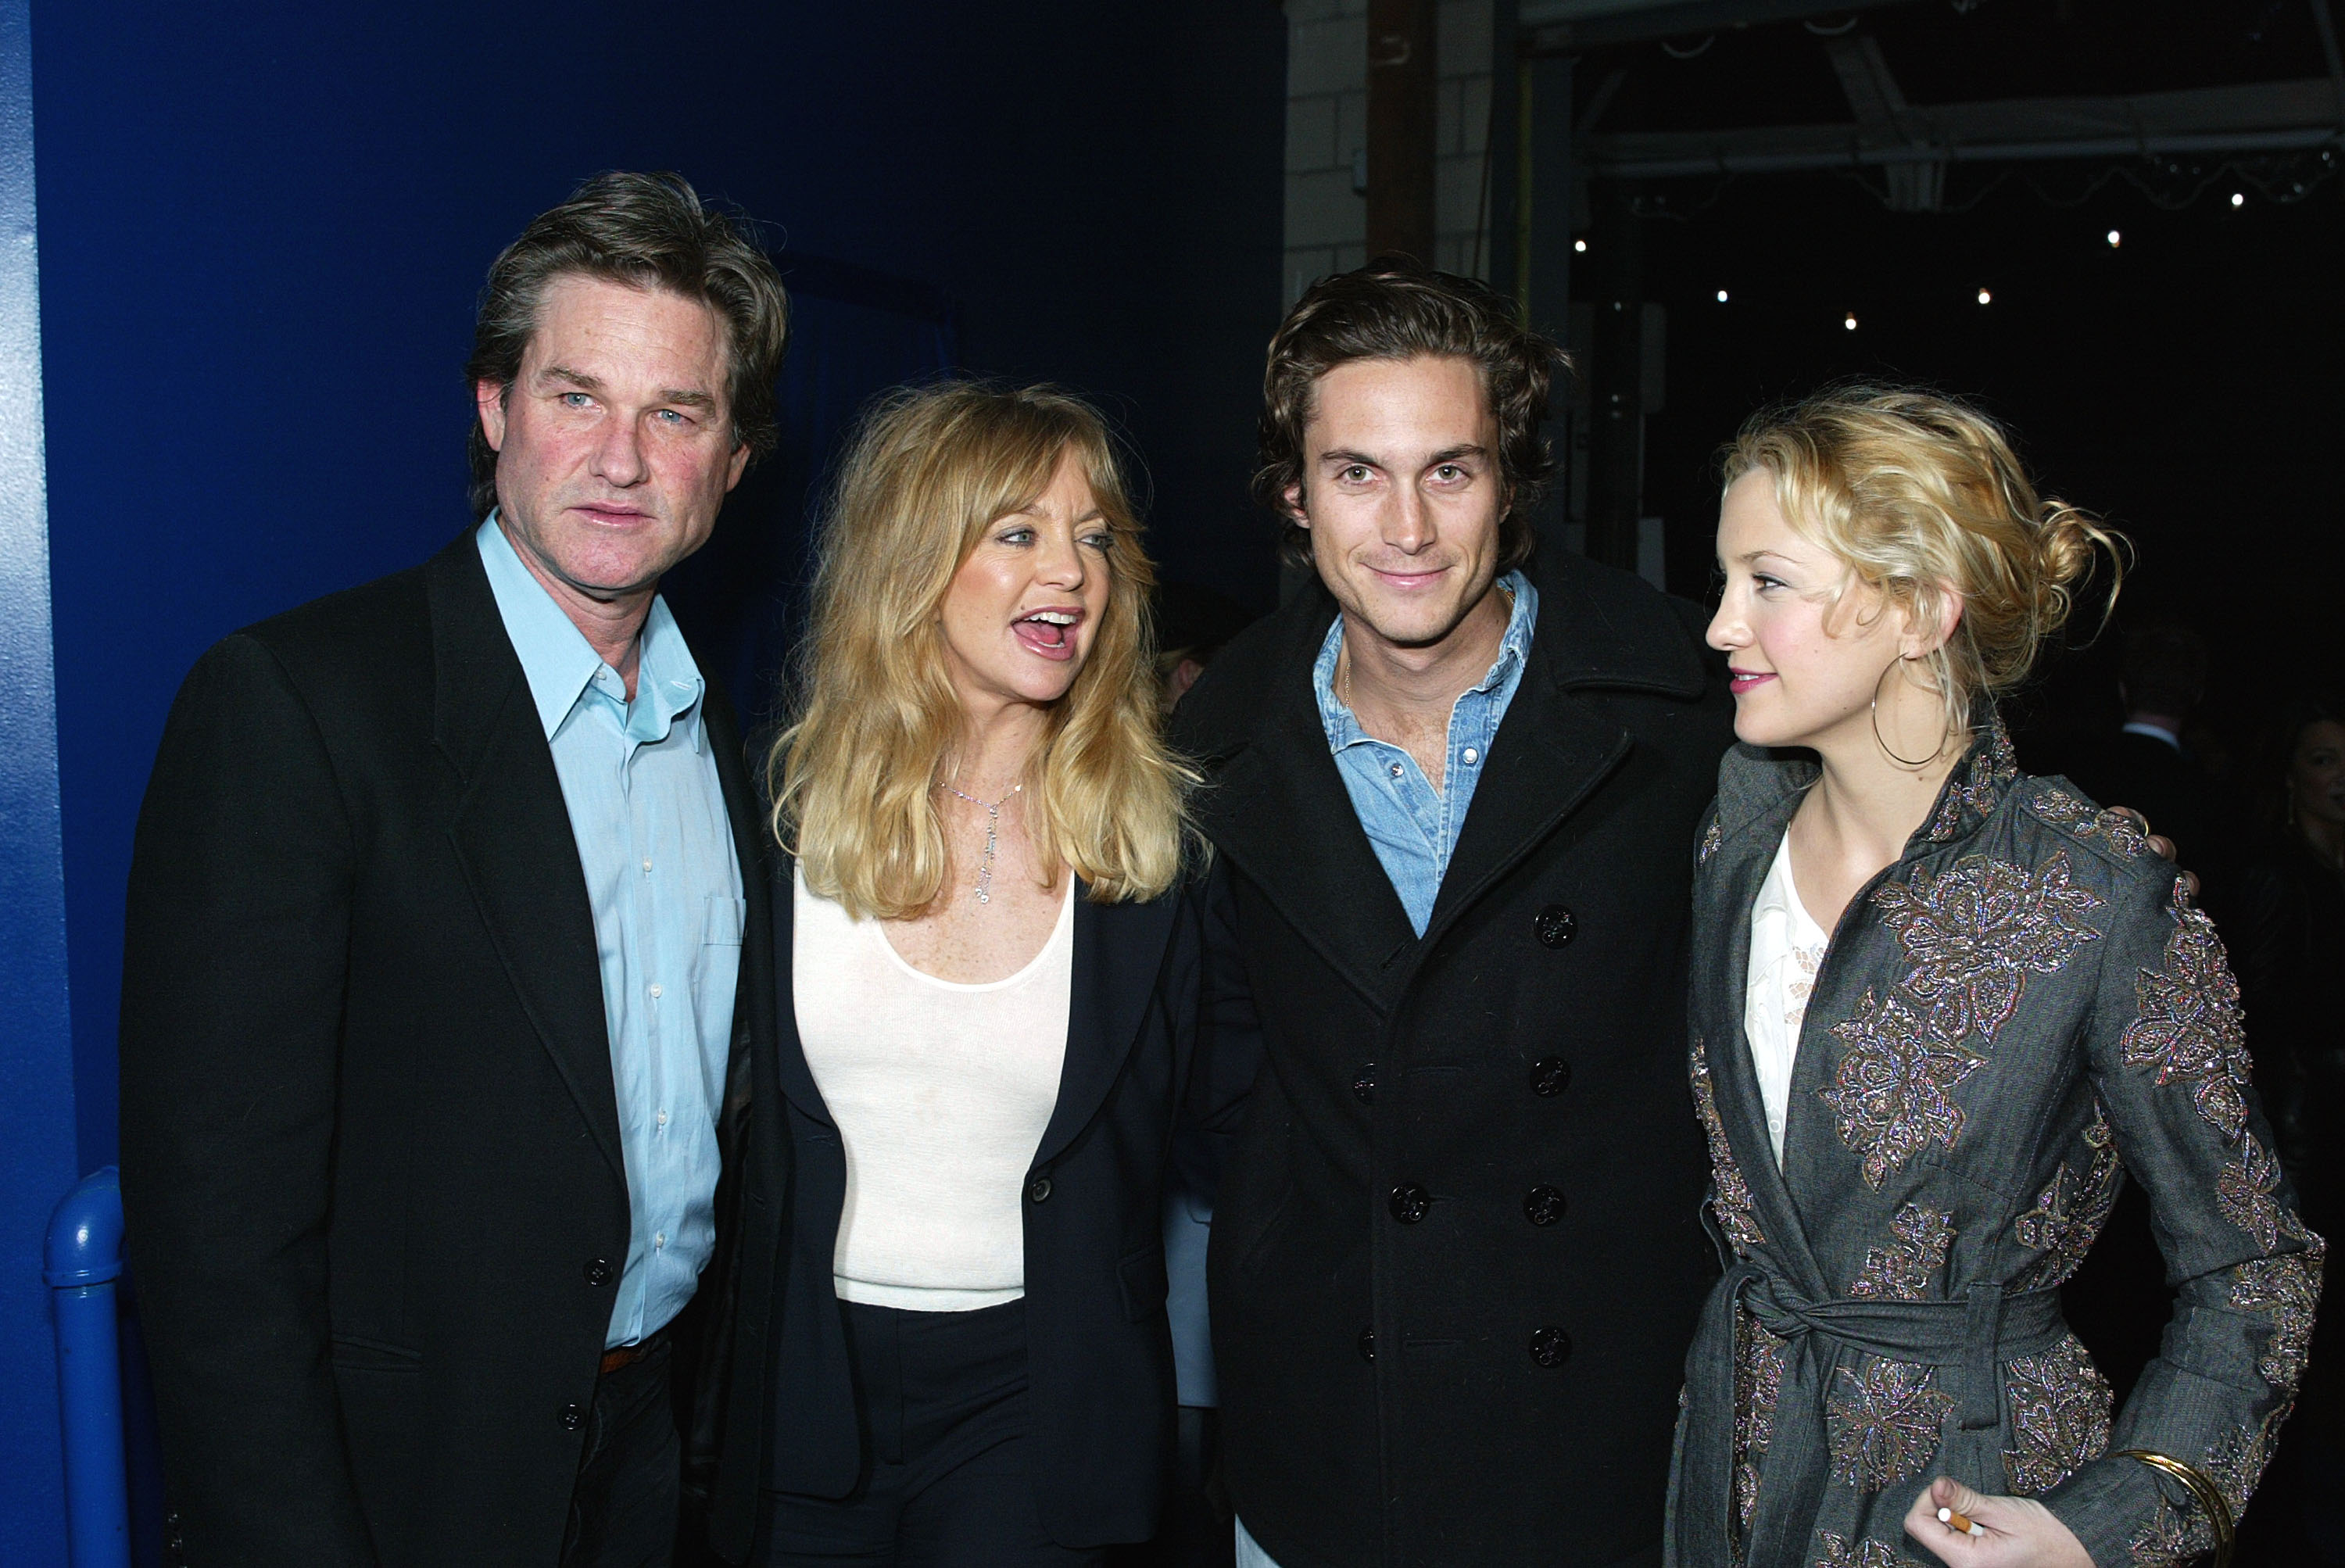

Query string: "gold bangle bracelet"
[[2114, 1449, 2235, 1568]]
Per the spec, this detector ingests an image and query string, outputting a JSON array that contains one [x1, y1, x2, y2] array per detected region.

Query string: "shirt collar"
[[2121, 719, 2184, 752], [1312, 570, 1538, 750], [474, 514, 706, 750]]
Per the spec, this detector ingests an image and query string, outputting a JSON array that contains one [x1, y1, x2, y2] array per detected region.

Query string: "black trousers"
[[754, 1297, 1104, 1568], [561, 1334, 681, 1568]]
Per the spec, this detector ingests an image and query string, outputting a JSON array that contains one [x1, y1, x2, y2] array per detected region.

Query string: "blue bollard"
[[45, 1167, 129, 1568]]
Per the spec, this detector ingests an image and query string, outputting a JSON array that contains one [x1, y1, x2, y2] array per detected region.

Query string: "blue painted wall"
[[0, 0, 78, 1551], [13, 1, 1281, 1551]]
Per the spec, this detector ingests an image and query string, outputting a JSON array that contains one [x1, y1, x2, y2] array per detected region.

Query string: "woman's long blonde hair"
[[768, 381, 1194, 918]]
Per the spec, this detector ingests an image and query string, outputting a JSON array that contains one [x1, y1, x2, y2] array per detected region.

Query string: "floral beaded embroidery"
[[1822, 991, 1986, 1189], [1814, 1533, 1910, 1568], [2121, 908, 2254, 1138], [2215, 1135, 2296, 1251], [1922, 724, 2017, 844], [1691, 1036, 1766, 1254], [1825, 1357, 1953, 1491], [1700, 818, 1724, 865], [1847, 1205, 1954, 1301], [2010, 1110, 2125, 1290], [2229, 1241, 2323, 1391], [1871, 853, 2102, 1045], [2001, 1334, 2112, 1494], [1732, 1311, 1788, 1534]]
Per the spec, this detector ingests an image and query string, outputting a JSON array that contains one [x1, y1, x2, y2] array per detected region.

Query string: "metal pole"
[[45, 1168, 129, 1568]]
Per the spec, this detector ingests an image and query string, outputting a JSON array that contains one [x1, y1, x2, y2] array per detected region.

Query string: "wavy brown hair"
[[1254, 256, 1568, 570], [768, 381, 1194, 918]]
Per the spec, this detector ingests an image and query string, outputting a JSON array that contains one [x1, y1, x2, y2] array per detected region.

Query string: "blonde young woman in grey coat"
[[1669, 388, 2319, 1568]]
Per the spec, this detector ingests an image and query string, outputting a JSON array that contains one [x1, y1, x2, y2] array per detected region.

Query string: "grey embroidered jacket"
[[1667, 721, 2322, 1568]]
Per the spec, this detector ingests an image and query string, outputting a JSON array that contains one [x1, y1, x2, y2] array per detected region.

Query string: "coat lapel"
[[1034, 888, 1180, 1167], [763, 853, 832, 1130], [1699, 748, 1829, 1290], [428, 539, 626, 1183], [700, 676, 771, 1169], [1192, 598, 1418, 1010]]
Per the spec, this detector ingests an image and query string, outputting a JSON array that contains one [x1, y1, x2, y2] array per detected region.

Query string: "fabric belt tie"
[[1671, 1260, 2068, 1568]]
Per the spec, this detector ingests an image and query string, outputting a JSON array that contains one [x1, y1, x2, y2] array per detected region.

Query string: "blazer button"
[[1357, 1326, 1376, 1363], [1529, 1326, 1573, 1367], [1523, 1186, 1567, 1226], [1530, 1056, 1573, 1097], [1352, 1063, 1377, 1105], [1387, 1183, 1431, 1224], [1027, 1176, 1054, 1204], [560, 1401, 587, 1430], [584, 1258, 614, 1287], [1534, 904, 1578, 948]]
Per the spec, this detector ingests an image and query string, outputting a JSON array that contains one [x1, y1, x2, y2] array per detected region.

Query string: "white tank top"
[[793, 866, 1074, 1311]]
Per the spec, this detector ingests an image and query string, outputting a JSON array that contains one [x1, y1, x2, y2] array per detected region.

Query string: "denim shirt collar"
[[1312, 571, 1538, 750]]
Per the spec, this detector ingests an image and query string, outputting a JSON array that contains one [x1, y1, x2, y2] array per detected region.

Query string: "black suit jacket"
[[1169, 550, 1734, 1568], [702, 854, 1255, 1559], [119, 534, 774, 1568]]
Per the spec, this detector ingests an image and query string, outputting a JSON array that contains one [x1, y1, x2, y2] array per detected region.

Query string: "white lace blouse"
[[1743, 832, 1831, 1166]]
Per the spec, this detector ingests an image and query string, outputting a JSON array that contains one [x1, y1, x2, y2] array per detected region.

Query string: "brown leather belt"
[[598, 1329, 667, 1377]]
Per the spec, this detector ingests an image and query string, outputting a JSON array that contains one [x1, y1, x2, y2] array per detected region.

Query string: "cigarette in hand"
[[1938, 1505, 1985, 1538]]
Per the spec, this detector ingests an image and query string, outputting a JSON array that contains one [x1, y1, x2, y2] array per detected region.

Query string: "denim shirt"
[[478, 517, 745, 1348], [1312, 573, 1538, 935]]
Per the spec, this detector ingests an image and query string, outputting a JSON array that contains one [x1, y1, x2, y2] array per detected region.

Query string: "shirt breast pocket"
[[704, 893, 747, 947]]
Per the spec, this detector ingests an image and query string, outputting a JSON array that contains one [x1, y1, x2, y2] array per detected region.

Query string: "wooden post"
[[1365, 0, 1435, 260]]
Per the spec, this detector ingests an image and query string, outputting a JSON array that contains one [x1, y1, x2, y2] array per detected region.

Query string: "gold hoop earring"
[[1871, 656, 1947, 768]]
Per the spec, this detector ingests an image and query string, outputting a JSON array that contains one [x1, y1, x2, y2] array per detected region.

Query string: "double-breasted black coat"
[[700, 859, 1258, 1560], [119, 535, 773, 1568], [1171, 549, 1737, 1568]]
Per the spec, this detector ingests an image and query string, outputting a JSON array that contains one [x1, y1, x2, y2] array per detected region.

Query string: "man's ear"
[[725, 441, 750, 492], [1283, 481, 1309, 529], [474, 380, 510, 453]]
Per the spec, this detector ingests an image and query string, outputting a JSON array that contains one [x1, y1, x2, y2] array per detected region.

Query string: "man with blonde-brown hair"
[[120, 171, 787, 1568]]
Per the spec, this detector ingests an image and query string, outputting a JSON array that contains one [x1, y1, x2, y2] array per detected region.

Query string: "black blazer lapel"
[[1033, 889, 1181, 1169], [700, 678, 772, 1169], [428, 539, 626, 1183], [763, 852, 834, 1130]]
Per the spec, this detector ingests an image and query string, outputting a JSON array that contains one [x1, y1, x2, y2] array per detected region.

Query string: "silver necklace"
[[938, 781, 1022, 904]]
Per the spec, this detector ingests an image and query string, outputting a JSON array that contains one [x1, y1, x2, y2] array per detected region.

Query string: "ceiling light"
[[1573, 238, 1588, 252], [2231, 192, 2246, 207], [1843, 313, 1858, 331], [1716, 289, 1729, 303], [2105, 229, 2121, 247], [1977, 288, 1992, 305]]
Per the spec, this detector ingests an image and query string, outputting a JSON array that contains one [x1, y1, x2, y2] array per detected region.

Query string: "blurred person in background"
[[2229, 691, 2345, 1564], [2066, 623, 2236, 911]]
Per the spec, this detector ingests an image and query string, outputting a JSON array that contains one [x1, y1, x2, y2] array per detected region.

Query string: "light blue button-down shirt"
[[478, 517, 746, 1348], [1313, 572, 1538, 935]]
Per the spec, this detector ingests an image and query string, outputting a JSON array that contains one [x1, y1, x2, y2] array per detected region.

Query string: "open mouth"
[[1013, 610, 1083, 660]]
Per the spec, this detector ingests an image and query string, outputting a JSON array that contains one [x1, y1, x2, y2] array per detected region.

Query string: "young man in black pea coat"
[[117, 174, 786, 1568], [1170, 260, 1735, 1568]]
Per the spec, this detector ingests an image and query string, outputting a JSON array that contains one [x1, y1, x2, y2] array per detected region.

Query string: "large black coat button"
[[1523, 1186, 1567, 1226], [1358, 1326, 1376, 1363], [560, 1401, 587, 1430], [1529, 1326, 1573, 1367], [1387, 1183, 1431, 1224], [1530, 1056, 1572, 1097], [584, 1258, 614, 1287], [1534, 904, 1578, 947], [1027, 1176, 1054, 1204], [1352, 1063, 1377, 1104]]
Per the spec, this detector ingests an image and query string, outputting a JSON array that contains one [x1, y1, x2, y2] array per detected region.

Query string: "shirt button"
[[649, 983, 663, 1000], [653, 1231, 665, 1249], [1462, 746, 1480, 764], [642, 858, 653, 873], [657, 1109, 668, 1128], [1388, 762, 1405, 779]]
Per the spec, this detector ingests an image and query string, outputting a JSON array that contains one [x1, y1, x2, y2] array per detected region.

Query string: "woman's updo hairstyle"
[[1721, 385, 2126, 731]]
